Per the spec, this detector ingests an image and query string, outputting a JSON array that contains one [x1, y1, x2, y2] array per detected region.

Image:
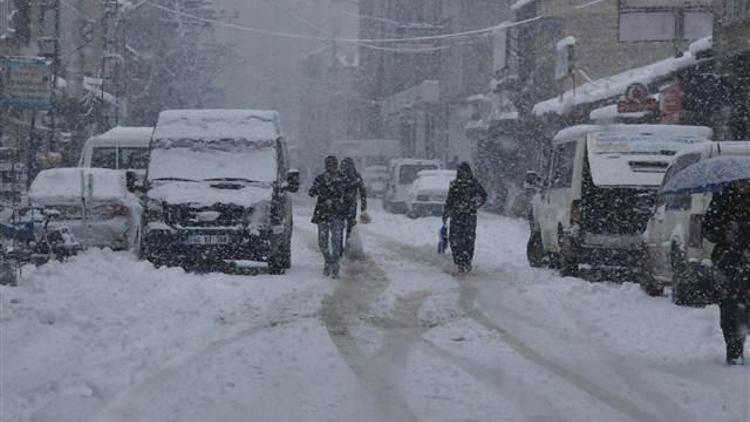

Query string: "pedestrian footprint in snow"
[[309, 156, 346, 278], [442, 162, 487, 273], [340, 157, 369, 259], [703, 180, 750, 366]]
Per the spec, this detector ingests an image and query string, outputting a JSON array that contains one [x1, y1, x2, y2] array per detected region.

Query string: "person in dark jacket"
[[340, 157, 368, 241], [309, 156, 346, 278], [443, 162, 487, 273], [703, 180, 750, 365]]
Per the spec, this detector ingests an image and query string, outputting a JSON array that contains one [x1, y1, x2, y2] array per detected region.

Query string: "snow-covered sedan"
[[406, 170, 456, 219], [29, 168, 142, 251]]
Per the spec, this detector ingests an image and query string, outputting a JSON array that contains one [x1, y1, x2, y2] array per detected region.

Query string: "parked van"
[[80, 126, 152, 172], [137, 110, 299, 273], [383, 158, 444, 214], [527, 124, 712, 276], [641, 141, 750, 304]]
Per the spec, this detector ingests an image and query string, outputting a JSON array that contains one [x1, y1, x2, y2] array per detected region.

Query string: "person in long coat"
[[309, 156, 346, 278], [703, 180, 750, 365], [443, 162, 487, 273], [340, 157, 368, 240]]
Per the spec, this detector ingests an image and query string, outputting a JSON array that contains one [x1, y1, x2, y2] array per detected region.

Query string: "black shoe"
[[323, 263, 331, 277]]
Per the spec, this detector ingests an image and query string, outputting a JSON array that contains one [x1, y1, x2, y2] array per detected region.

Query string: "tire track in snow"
[[364, 229, 668, 422], [297, 226, 423, 422]]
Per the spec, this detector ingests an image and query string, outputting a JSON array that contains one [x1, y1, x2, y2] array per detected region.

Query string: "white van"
[[383, 158, 444, 214], [527, 124, 712, 276], [641, 141, 750, 304], [79, 126, 153, 172]]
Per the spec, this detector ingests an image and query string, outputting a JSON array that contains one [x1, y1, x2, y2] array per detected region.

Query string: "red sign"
[[660, 82, 684, 124], [617, 83, 658, 113]]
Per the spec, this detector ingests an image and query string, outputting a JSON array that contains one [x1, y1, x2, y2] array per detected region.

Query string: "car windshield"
[[399, 164, 438, 184], [148, 138, 277, 184]]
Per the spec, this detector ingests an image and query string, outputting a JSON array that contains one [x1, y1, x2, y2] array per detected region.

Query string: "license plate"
[[186, 234, 230, 245]]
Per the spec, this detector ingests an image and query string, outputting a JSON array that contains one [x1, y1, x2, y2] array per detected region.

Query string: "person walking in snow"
[[340, 157, 369, 243], [442, 162, 487, 273], [704, 180, 750, 365], [309, 156, 346, 278]]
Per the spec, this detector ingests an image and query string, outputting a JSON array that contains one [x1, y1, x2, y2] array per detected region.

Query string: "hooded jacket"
[[443, 163, 487, 220]]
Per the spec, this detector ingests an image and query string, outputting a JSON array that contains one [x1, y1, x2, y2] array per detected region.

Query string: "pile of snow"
[[534, 37, 712, 116], [153, 109, 281, 141], [29, 168, 130, 203]]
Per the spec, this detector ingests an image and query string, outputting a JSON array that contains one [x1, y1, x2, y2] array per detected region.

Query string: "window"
[[619, 8, 713, 42], [550, 141, 577, 189], [90, 147, 117, 169], [399, 164, 438, 184], [665, 193, 691, 211], [620, 11, 676, 42], [118, 147, 149, 170]]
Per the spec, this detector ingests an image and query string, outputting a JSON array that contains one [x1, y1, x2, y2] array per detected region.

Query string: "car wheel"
[[527, 230, 545, 268], [558, 229, 579, 277], [639, 245, 664, 296], [670, 245, 696, 306]]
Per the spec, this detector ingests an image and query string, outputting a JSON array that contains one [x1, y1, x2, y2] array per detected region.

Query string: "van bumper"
[[142, 227, 280, 264], [575, 233, 644, 269]]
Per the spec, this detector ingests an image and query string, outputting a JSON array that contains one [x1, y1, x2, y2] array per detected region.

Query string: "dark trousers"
[[450, 214, 477, 268], [720, 298, 748, 361]]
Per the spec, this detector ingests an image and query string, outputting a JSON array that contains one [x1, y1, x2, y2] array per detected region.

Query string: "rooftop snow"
[[30, 168, 129, 203], [153, 109, 281, 141], [95, 126, 153, 141], [533, 37, 712, 116], [553, 124, 713, 143]]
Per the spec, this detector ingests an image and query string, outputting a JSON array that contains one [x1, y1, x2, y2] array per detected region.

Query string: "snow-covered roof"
[[30, 168, 129, 203], [553, 124, 713, 144], [534, 37, 712, 117], [153, 109, 281, 141], [94, 126, 153, 142]]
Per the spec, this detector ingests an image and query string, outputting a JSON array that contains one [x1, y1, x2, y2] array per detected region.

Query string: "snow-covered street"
[[2, 200, 748, 422]]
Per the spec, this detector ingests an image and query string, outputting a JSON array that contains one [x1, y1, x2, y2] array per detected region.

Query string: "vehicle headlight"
[[247, 201, 271, 226]]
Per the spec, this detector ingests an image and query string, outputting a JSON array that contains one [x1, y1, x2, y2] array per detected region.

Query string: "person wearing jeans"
[[309, 156, 346, 278]]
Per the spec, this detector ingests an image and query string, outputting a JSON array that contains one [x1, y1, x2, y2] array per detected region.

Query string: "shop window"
[[620, 11, 676, 42], [619, 8, 713, 42]]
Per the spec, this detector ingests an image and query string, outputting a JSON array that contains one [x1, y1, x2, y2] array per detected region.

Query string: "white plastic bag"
[[345, 225, 366, 261]]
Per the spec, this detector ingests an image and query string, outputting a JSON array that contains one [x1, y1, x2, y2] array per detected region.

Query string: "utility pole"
[[48, 0, 61, 156]]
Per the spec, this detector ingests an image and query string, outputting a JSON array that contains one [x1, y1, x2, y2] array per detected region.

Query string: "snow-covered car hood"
[[148, 181, 273, 208]]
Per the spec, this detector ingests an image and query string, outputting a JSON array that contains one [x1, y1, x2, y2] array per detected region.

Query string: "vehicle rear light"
[[106, 204, 130, 218], [570, 200, 582, 226], [688, 214, 703, 248]]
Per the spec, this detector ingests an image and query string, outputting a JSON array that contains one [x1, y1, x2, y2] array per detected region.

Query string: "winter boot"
[[323, 263, 331, 277], [331, 263, 340, 279]]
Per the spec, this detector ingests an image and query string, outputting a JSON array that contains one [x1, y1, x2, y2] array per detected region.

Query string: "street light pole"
[[48, 0, 61, 155]]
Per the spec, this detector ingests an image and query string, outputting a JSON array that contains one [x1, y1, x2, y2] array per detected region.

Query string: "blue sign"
[[0, 57, 52, 110]]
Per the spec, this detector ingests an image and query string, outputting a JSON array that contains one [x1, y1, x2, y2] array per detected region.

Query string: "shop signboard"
[[0, 57, 52, 110]]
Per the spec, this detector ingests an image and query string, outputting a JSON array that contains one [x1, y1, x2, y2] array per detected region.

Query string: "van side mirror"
[[524, 170, 540, 189], [286, 169, 300, 193]]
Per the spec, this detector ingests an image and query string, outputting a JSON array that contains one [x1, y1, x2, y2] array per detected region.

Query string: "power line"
[[143, 1, 542, 46]]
